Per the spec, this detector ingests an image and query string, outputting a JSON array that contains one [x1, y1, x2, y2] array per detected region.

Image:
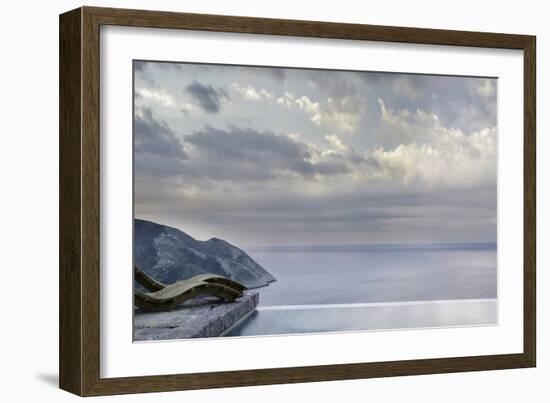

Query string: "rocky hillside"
[[134, 219, 276, 288]]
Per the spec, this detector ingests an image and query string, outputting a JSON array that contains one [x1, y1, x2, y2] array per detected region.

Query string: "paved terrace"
[[134, 292, 258, 341]]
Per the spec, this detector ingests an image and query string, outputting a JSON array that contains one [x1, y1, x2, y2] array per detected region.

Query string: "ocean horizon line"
[[245, 241, 497, 253]]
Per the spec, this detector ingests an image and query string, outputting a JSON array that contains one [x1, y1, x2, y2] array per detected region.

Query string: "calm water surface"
[[248, 243, 497, 306], [224, 243, 497, 337]]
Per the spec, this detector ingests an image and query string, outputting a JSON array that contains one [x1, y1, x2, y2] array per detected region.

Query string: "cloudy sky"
[[133, 61, 497, 247]]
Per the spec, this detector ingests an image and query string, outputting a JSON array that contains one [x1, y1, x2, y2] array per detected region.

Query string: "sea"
[[223, 243, 497, 337]]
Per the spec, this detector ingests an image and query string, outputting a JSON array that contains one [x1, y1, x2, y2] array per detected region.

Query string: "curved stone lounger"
[[134, 265, 166, 292], [188, 273, 247, 293], [134, 265, 248, 293], [133, 265, 248, 312], [134, 280, 243, 312]]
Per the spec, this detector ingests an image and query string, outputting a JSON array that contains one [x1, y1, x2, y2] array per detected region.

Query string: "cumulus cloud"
[[133, 61, 498, 244], [134, 95, 496, 193], [135, 87, 175, 107], [365, 99, 497, 188], [321, 134, 373, 166], [134, 98, 496, 191], [231, 83, 273, 101], [185, 81, 229, 113], [276, 91, 295, 108], [277, 93, 361, 133], [376, 98, 456, 148], [370, 127, 496, 188]]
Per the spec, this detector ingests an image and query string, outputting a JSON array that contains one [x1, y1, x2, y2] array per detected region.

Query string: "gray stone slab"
[[134, 292, 259, 341]]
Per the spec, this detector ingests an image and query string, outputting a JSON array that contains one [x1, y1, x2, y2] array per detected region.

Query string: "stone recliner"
[[134, 265, 248, 312]]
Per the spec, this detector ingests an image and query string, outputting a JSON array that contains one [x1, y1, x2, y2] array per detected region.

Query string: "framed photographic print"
[[59, 6, 536, 396]]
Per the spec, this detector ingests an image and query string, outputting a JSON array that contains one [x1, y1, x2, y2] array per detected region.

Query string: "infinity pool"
[[223, 299, 497, 337]]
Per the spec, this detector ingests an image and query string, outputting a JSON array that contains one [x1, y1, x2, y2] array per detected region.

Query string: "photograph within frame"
[[132, 60, 498, 342], [59, 6, 535, 396]]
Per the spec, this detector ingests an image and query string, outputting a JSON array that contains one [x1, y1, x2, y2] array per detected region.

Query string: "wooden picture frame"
[[59, 6, 536, 396]]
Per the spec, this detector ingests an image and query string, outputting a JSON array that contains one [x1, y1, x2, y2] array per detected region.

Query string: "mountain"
[[134, 219, 276, 288]]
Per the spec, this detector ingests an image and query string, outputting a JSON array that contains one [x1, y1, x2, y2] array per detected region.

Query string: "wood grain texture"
[[85, 6, 532, 49], [59, 8, 82, 396], [523, 38, 536, 367], [80, 6, 102, 396], [59, 6, 537, 396]]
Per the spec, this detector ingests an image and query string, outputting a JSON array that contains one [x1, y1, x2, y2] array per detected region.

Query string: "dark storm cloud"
[[134, 108, 187, 175], [187, 126, 305, 161], [135, 108, 186, 158], [307, 69, 359, 98], [185, 126, 348, 179], [134, 61, 147, 73], [311, 161, 349, 175], [267, 67, 286, 81], [133, 61, 158, 86], [232, 65, 286, 81], [184, 81, 229, 113]]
